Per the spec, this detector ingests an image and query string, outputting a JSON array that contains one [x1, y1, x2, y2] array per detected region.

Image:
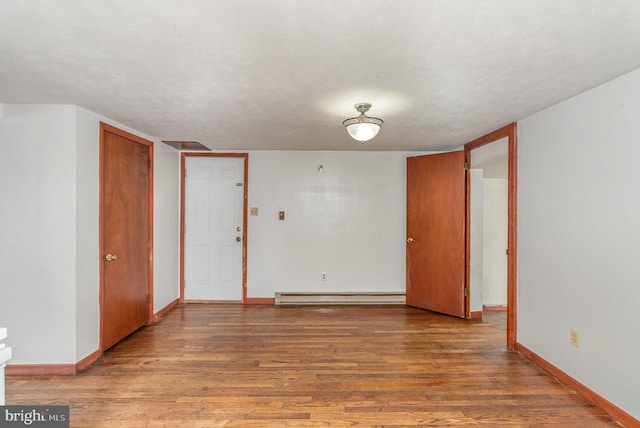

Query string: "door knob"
[[406, 237, 415, 244], [236, 236, 242, 242], [105, 253, 118, 262]]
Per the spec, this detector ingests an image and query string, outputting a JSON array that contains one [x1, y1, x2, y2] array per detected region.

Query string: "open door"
[[406, 151, 466, 317]]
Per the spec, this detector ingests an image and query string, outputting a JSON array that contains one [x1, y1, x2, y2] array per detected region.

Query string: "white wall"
[[0, 104, 180, 365], [0, 105, 78, 364], [246, 151, 409, 297], [75, 107, 101, 361], [152, 143, 181, 312], [482, 178, 507, 305], [518, 67, 640, 419]]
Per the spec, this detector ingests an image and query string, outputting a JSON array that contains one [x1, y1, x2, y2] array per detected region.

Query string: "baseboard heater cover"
[[275, 292, 406, 305]]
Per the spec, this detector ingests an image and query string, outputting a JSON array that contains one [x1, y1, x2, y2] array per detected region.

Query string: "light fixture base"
[[354, 103, 372, 114]]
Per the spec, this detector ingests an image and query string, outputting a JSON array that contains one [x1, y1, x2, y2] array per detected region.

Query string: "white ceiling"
[[2, 0, 640, 152]]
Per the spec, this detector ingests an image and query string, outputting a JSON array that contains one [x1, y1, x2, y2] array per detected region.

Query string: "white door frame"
[[180, 153, 248, 303]]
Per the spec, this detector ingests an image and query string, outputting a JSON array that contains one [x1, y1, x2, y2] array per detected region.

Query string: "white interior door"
[[184, 156, 244, 301]]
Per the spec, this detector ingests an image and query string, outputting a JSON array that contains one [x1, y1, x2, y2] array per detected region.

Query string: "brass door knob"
[[406, 237, 415, 244], [105, 253, 118, 262]]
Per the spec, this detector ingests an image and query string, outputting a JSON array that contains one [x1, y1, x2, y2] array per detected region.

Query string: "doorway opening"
[[468, 137, 508, 314], [465, 123, 517, 349]]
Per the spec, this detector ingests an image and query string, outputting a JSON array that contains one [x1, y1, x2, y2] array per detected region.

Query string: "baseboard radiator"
[[275, 292, 406, 306]]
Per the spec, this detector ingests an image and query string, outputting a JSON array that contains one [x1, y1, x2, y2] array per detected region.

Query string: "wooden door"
[[100, 123, 153, 350], [406, 151, 466, 317], [183, 156, 245, 301]]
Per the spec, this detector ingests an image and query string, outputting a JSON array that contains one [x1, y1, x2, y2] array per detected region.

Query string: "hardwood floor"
[[6, 305, 622, 427], [482, 309, 507, 332]]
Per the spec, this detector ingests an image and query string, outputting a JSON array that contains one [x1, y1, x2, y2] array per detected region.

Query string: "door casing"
[[464, 122, 518, 350]]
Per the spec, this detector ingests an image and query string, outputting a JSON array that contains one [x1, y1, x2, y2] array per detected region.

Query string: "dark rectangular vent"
[[162, 141, 211, 151]]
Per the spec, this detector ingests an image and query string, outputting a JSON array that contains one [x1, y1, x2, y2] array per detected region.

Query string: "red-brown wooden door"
[[406, 151, 466, 317], [100, 123, 152, 350]]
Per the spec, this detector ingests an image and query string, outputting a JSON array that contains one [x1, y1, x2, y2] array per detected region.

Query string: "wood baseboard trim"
[[469, 310, 483, 319], [483, 304, 507, 311], [515, 342, 639, 427], [6, 364, 76, 376], [154, 298, 179, 320], [245, 297, 275, 305], [76, 349, 101, 373], [183, 300, 242, 304]]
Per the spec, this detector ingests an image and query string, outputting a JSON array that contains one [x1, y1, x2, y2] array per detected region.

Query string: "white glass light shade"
[[346, 122, 381, 142], [342, 103, 384, 143]]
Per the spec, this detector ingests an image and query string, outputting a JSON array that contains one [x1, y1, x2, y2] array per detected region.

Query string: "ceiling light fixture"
[[342, 103, 383, 143]]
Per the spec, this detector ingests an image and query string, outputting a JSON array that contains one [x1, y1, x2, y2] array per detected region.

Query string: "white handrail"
[[0, 327, 11, 405]]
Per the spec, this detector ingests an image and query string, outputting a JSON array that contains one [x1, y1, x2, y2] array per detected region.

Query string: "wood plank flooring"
[[6, 305, 622, 427]]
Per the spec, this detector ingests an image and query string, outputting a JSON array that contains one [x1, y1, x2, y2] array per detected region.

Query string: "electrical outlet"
[[321, 272, 327, 281], [570, 328, 580, 347]]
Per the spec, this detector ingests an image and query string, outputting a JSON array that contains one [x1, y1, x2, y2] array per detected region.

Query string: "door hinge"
[[464, 161, 469, 170], [147, 159, 151, 169], [464, 288, 470, 297], [147, 294, 152, 303]]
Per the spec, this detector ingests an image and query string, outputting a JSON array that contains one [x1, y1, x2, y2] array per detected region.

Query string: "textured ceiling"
[[1, 0, 640, 151]]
